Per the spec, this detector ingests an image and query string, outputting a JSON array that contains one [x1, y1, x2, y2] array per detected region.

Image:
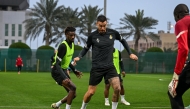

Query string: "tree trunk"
[[45, 35, 49, 45], [45, 25, 51, 45], [134, 32, 140, 73]]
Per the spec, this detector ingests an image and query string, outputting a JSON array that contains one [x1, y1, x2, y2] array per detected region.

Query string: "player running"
[[74, 15, 138, 109], [51, 27, 83, 109]]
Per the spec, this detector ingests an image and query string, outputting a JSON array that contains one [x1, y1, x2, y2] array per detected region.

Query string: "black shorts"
[[51, 68, 70, 86], [104, 74, 123, 84], [89, 65, 118, 86]]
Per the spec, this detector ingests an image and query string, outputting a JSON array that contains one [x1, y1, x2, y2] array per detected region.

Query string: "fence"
[[0, 48, 184, 73]]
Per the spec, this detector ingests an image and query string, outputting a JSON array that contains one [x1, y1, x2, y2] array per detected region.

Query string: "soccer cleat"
[[105, 100, 110, 106], [185, 105, 190, 109], [121, 100, 130, 105], [51, 103, 60, 109]]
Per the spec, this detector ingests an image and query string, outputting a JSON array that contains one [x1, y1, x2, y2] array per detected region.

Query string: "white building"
[[0, 0, 29, 48]]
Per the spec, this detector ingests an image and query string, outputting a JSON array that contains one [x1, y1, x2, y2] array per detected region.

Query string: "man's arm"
[[168, 22, 189, 98], [53, 44, 68, 79], [115, 30, 138, 60], [78, 35, 93, 59], [115, 31, 132, 55], [174, 22, 189, 75]]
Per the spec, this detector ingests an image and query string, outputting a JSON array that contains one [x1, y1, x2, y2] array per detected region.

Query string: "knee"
[[70, 85, 76, 91], [113, 85, 121, 93], [87, 90, 96, 96]]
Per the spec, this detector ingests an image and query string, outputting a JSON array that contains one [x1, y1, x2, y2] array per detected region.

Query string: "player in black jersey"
[[74, 15, 138, 109]]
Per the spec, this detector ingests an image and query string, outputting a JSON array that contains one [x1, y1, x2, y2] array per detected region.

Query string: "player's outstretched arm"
[[69, 62, 83, 79]]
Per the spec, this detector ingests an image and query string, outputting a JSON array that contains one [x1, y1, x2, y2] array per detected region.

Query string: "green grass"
[[0, 72, 190, 109]]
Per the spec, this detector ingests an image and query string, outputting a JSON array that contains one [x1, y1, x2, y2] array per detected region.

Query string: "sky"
[[26, 0, 190, 50]]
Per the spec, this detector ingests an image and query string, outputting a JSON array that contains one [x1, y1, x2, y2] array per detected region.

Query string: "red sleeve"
[[21, 58, 23, 65], [174, 22, 189, 75], [16, 58, 18, 65]]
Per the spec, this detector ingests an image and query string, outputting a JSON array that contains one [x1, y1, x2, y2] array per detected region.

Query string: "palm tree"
[[23, 0, 64, 46], [53, 6, 83, 47], [120, 9, 158, 52], [79, 5, 103, 42]]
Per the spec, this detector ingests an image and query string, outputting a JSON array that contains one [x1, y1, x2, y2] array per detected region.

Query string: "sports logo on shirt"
[[96, 38, 100, 43], [109, 35, 112, 39]]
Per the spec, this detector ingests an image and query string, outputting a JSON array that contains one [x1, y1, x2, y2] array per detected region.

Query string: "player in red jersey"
[[15, 55, 23, 74], [168, 4, 190, 109]]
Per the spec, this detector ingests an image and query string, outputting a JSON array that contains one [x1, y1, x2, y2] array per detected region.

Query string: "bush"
[[36, 45, 54, 72], [8, 42, 32, 59], [36, 45, 54, 59], [146, 47, 163, 52]]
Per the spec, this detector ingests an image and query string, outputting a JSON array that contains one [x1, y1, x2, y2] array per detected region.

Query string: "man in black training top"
[[74, 15, 138, 109], [51, 27, 83, 109]]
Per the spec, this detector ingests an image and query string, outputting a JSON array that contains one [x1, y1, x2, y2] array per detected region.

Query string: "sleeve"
[[174, 22, 189, 75], [51, 54, 55, 66], [53, 44, 68, 79], [69, 63, 79, 74], [119, 51, 125, 72], [115, 30, 132, 55], [78, 35, 93, 58]]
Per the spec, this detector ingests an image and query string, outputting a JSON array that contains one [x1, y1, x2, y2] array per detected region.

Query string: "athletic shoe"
[[51, 103, 60, 109], [185, 105, 190, 109], [105, 100, 110, 106], [121, 100, 130, 105]]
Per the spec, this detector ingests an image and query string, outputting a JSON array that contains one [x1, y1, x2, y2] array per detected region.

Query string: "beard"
[[98, 30, 106, 35]]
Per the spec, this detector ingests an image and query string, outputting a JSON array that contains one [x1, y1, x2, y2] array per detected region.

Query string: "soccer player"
[[167, 4, 190, 109], [15, 55, 23, 74], [74, 15, 138, 109], [51, 27, 83, 109], [104, 48, 130, 106]]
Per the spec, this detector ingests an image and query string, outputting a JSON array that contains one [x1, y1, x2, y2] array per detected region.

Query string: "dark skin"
[[174, 12, 189, 22], [60, 31, 83, 105]]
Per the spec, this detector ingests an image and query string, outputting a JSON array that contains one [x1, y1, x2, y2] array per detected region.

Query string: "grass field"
[[0, 72, 190, 109]]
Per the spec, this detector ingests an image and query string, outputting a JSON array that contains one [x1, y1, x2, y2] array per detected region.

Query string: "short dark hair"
[[64, 26, 76, 35], [97, 15, 107, 22], [174, 4, 189, 16]]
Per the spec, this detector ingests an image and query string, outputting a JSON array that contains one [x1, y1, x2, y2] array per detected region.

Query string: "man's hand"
[[15, 65, 17, 67], [51, 66, 54, 68], [73, 57, 80, 65], [22, 64, 23, 67], [130, 54, 138, 61], [168, 72, 179, 98], [74, 70, 83, 79], [121, 71, 126, 77]]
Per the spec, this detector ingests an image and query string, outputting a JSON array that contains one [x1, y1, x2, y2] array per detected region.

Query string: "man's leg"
[[51, 80, 76, 109], [18, 66, 21, 74], [104, 82, 111, 106], [109, 77, 121, 109], [120, 82, 130, 105], [168, 68, 190, 109], [81, 85, 97, 109]]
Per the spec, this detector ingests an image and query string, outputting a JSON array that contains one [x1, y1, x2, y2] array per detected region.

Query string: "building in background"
[[0, 0, 29, 48], [127, 30, 176, 52]]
